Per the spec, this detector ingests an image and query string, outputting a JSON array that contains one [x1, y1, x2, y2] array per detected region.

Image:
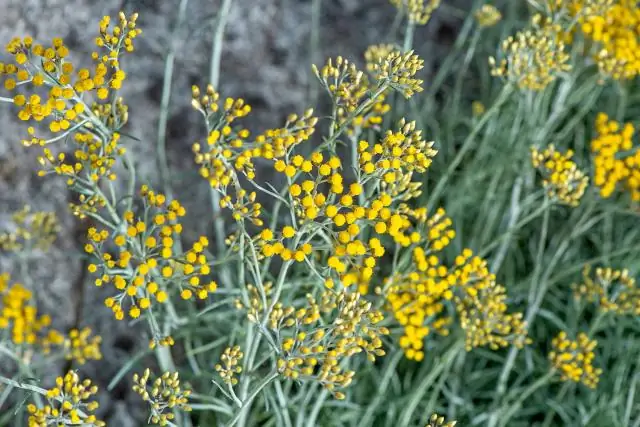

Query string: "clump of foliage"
[[0, 1, 639, 426]]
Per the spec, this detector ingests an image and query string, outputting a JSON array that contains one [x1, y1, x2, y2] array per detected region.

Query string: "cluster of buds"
[[132, 369, 192, 426], [215, 345, 244, 385], [63, 327, 103, 365], [451, 253, 530, 351], [475, 4, 502, 28], [373, 51, 425, 98], [389, 0, 441, 25], [312, 56, 365, 112], [573, 265, 640, 315], [0, 206, 59, 252], [490, 23, 571, 90], [275, 290, 388, 399]]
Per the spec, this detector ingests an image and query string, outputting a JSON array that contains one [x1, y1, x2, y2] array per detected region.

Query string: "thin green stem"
[[156, 0, 190, 200], [225, 371, 279, 427], [403, 22, 415, 52], [427, 84, 513, 211], [497, 370, 555, 427], [208, 0, 234, 288]]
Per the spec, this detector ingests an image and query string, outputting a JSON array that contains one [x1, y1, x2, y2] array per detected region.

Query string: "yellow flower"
[[549, 332, 602, 388]]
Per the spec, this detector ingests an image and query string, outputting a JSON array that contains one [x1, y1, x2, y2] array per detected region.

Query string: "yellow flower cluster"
[[274, 290, 388, 399], [490, 23, 571, 90], [0, 13, 141, 227], [63, 327, 103, 365], [531, 144, 589, 206], [384, 213, 457, 361], [37, 131, 125, 188], [364, 44, 397, 76], [27, 371, 104, 427], [317, 44, 404, 135], [48, 130, 123, 181], [260, 117, 436, 291], [385, 211, 528, 358], [86, 186, 216, 320], [369, 119, 437, 173], [549, 331, 602, 388], [192, 84, 317, 194], [591, 113, 640, 201], [475, 5, 502, 28], [0, 273, 63, 351], [0, 206, 59, 252], [215, 345, 244, 385], [313, 56, 368, 114], [569, 0, 640, 80], [573, 265, 640, 315], [389, 0, 441, 25], [0, 273, 103, 363], [455, 273, 529, 352], [1, 12, 139, 142], [132, 369, 192, 426]]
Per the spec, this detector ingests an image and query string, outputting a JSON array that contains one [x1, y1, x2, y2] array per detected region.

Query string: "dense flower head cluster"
[[274, 290, 388, 399], [591, 113, 640, 201], [475, 5, 502, 28], [386, 225, 529, 357], [85, 186, 216, 321], [531, 144, 589, 206], [549, 331, 602, 388], [541, 0, 615, 17], [0, 13, 140, 237], [383, 212, 458, 361], [389, 0, 441, 25], [573, 265, 640, 315], [455, 277, 529, 351], [447, 252, 529, 351], [0, 206, 59, 252], [132, 369, 192, 426], [490, 22, 571, 90], [215, 345, 244, 385], [370, 119, 437, 173], [551, 0, 640, 80], [0, 274, 63, 351], [27, 371, 104, 427]]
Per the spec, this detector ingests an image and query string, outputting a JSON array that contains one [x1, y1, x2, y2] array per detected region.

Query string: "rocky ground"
[[0, 0, 468, 423]]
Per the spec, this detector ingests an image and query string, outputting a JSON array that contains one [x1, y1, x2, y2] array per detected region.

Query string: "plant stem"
[[208, 0, 234, 288], [427, 84, 513, 211], [403, 22, 415, 52], [497, 370, 555, 427], [156, 0, 190, 200], [225, 371, 279, 427]]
